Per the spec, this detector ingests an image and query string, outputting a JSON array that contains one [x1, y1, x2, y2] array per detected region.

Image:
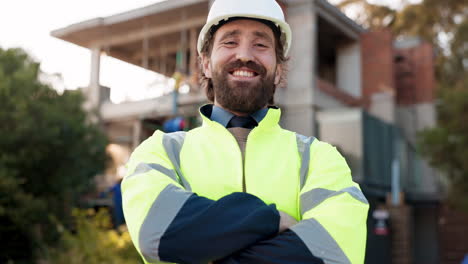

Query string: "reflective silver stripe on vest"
[[291, 218, 351, 264], [139, 184, 192, 263], [296, 134, 315, 189], [163, 132, 192, 191], [127, 163, 178, 182], [301, 186, 369, 215]]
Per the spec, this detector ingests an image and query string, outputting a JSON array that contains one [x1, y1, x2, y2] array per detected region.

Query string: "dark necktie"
[[227, 115, 257, 129]]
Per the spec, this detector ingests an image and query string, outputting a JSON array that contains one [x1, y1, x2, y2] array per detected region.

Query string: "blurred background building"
[[51, 0, 467, 263]]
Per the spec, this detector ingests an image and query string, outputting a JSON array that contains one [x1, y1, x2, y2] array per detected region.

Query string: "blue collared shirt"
[[210, 105, 268, 128]]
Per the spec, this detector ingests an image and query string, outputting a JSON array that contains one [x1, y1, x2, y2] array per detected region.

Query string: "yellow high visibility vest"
[[123, 107, 369, 264]]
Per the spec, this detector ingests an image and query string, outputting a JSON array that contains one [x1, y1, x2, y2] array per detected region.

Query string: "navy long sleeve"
[[158, 192, 280, 264], [214, 230, 325, 264]]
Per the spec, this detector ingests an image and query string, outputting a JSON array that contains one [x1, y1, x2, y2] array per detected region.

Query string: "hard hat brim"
[[197, 14, 291, 57]]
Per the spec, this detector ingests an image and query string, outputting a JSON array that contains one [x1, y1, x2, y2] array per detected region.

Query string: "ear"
[[201, 55, 212, 78], [274, 64, 282, 86]]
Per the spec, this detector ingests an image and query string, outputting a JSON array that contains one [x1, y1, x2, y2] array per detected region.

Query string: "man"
[[122, 0, 369, 263]]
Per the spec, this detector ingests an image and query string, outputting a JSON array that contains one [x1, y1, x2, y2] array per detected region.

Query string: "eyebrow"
[[217, 29, 274, 45], [253, 31, 273, 45], [218, 30, 241, 42]]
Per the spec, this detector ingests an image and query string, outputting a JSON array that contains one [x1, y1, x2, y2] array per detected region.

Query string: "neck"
[[214, 101, 266, 117]]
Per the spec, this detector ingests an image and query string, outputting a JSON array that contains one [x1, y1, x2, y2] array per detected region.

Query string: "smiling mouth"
[[229, 69, 259, 78]]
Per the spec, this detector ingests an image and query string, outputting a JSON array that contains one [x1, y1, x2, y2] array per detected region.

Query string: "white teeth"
[[233, 70, 254, 77]]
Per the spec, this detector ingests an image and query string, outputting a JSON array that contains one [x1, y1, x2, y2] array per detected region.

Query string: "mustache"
[[222, 60, 267, 76]]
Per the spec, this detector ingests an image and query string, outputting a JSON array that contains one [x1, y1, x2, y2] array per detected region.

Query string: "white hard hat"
[[197, 0, 292, 57]]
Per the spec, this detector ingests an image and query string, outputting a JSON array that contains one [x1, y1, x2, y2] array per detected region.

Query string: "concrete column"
[[337, 41, 362, 98], [179, 10, 188, 73], [142, 36, 149, 69], [132, 120, 142, 150], [277, 1, 317, 136], [369, 92, 395, 124], [161, 43, 168, 76], [189, 28, 198, 76], [88, 47, 101, 110]]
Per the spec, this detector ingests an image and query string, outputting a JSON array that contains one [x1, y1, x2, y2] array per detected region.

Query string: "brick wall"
[[394, 43, 435, 105], [360, 30, 395, 101], [439, 205, 468, 264], [388, 205, 413, 264]]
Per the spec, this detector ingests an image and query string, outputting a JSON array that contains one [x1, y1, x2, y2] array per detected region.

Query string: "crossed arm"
[[122, 133, 368, 264]]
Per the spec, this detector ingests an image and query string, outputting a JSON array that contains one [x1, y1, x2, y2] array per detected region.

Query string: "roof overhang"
[[282, 0, 365, 40], [51, 0, 209, 76], [51, 0, 364, 76], [315, 0, 365, 40]]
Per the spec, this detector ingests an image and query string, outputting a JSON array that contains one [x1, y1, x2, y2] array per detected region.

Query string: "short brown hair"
[[198, 17, 289, 104]]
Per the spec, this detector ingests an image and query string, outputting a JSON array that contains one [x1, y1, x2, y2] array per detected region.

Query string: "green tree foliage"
[[418, 19, 468, 210], [337, 0, 468, 65], [338, 0, 468, 52], [43, 209, 141, 264], [391, 0, 468, 50], [337, 0, 396, 29], [0, 47, 107, 262], [337, 0, 468, 209]]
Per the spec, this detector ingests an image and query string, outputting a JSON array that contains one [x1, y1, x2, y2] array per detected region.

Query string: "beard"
[[211, 60, 276, 114]]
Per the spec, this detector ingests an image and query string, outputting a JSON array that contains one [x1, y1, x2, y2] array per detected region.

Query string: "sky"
[[1, 0, 421, 104], [0, 0, 170, 103], [328, 0, 421, 10]]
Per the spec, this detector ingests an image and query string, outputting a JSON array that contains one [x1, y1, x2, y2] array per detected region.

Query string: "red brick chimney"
[[394, 42, 435, 105], [360, 29, 396, 103]]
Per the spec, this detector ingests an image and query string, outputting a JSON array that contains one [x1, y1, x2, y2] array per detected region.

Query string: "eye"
[[255, 43, 268, 48], [223, 41, 237, 46]]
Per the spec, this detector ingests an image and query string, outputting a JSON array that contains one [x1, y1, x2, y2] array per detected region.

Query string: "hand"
[[278, 211, 297, 233]]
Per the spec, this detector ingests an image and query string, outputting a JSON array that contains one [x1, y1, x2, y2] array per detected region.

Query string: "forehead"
[[213, 19, 275, 41]]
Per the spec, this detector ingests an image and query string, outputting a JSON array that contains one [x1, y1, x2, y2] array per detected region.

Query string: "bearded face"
[[211, 59, 277, 114], [202, 19, 282, 115]]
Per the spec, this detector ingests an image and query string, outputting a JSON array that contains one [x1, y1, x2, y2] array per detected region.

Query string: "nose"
[[235, 43, 254, 62]]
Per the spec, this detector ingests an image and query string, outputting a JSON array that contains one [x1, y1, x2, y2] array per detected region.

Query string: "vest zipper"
[[243, 132, 252, 193], [242, 160, 246, 192]]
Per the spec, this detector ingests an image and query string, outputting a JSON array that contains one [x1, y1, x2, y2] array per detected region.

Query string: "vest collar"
[[199, 104, 281, 132]]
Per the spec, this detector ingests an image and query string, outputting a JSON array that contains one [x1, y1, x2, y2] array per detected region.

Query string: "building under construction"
[[51, 0, 467, 263]]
